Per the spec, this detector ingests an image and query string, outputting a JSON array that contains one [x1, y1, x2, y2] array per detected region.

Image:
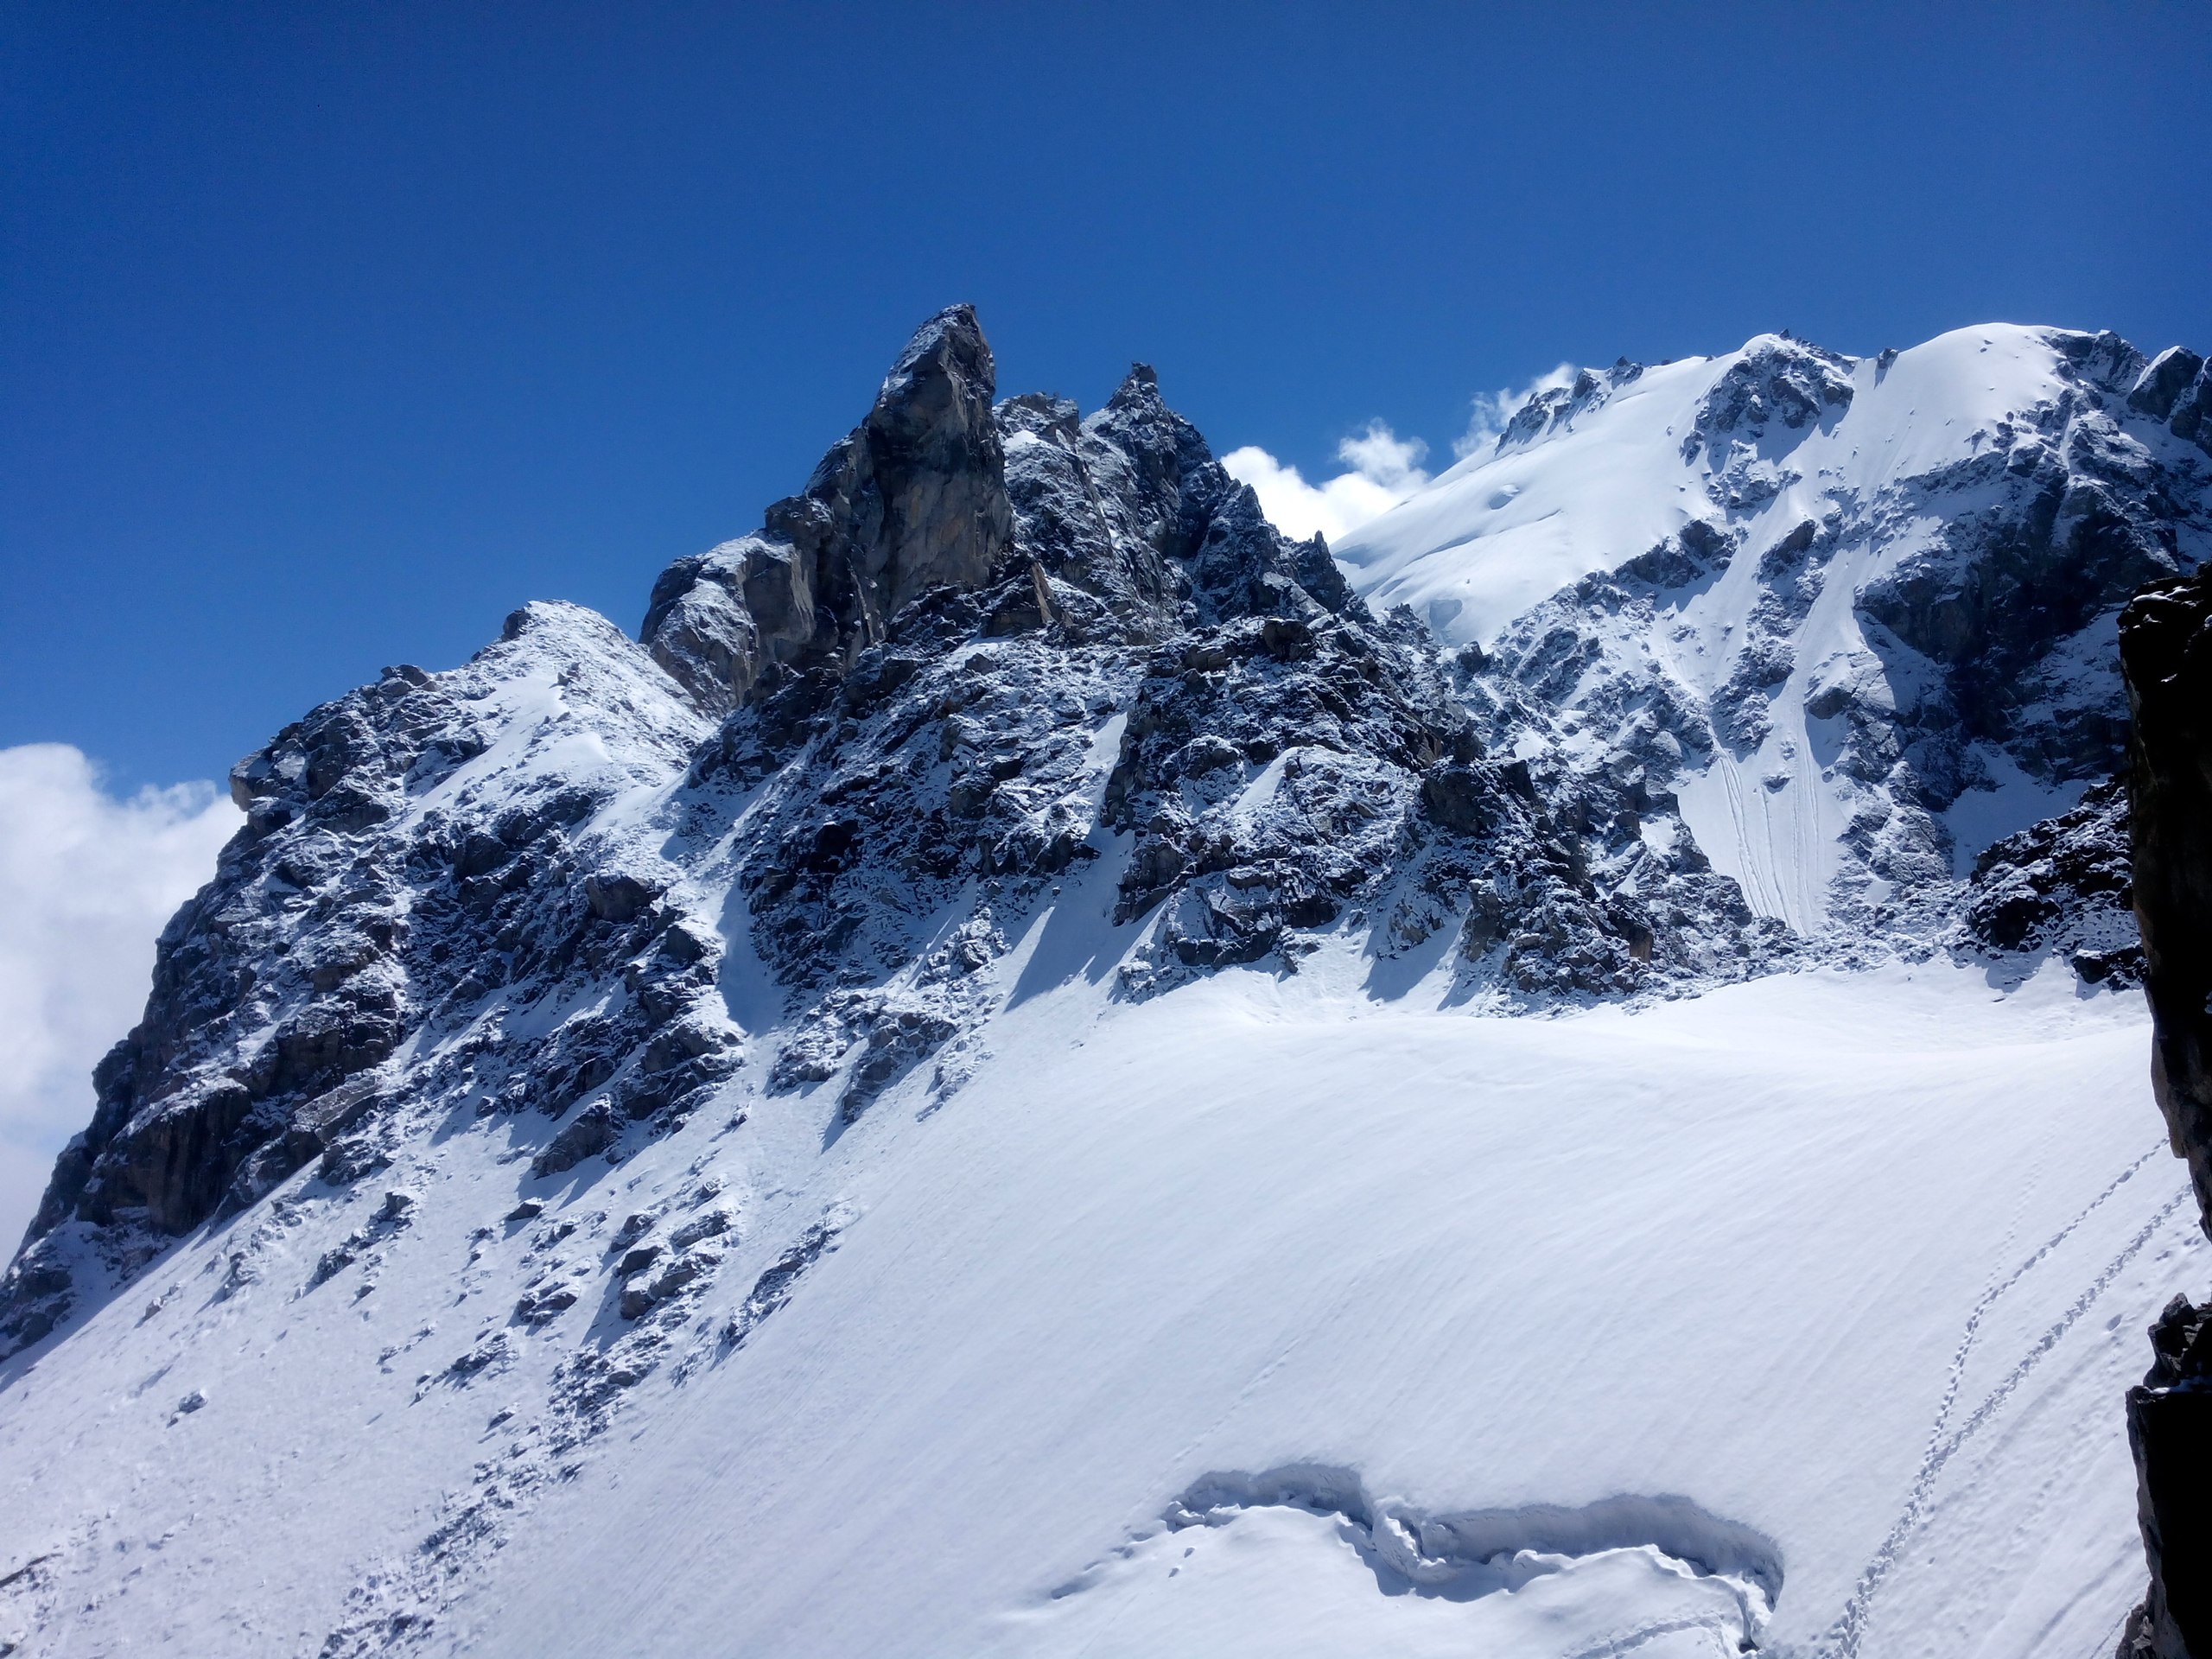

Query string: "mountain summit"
[[1, 310, 2207, 1658]]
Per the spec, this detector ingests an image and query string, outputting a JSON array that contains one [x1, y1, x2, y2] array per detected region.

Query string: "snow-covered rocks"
[[1336, 323, 2212, 939], [1956, 779, 2136, 984], [1, 306, 2208, 1658], [1, 601, 726, 1351]]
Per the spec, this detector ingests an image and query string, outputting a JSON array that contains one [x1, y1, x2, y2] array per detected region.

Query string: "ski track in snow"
[[1821, 1145, 2185, 1659]]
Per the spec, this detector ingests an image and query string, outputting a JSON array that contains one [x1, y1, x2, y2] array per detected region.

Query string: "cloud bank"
[[0, 747, 238, 1255]]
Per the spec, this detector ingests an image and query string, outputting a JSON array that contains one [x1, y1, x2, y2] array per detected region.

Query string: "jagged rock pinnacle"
[[642, 304, 1012, 713]]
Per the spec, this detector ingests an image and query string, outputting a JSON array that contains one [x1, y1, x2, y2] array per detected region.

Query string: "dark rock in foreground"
[[2114, 569, 2212, 1659]]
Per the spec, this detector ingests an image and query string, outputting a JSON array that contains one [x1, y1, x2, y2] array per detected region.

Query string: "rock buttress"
[[2115, 568, 2212, 1659]]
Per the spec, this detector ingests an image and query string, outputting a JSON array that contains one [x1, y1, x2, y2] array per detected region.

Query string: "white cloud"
[[1223, 369, 1586, 547], [0, 746, 238, 1256], [1452, 362, 1579, 459], [1222, 420, 1433, 544]]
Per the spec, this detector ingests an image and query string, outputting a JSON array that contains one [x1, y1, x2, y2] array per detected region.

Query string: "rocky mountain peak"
[[839, 300, 1011, 613], [639, 304, 1012, 714]]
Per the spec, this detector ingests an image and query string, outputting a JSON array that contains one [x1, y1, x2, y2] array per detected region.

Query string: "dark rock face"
[[1859, 425, 2178, 790], [1851, 335, 2196, 815], [2121, 571, 2212, 1227], [1101, 608, 1466, 963], [2114, 568, 2212, 1659], [2132, 349, 2207, 424], [2133, 345, 2212, 461], [641, 303, 1012, 713], [0, 607, 734, 1354], [2122, 1296, 2212, 1659], [1958, 779, 2139, 985]]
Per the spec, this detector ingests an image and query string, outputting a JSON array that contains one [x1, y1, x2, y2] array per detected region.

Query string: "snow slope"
[[0, 934, 2191, 1657], [439, 955, 2201, 1659], [1339, 329, 2066, 647], [1336, 326, 2212, 933]]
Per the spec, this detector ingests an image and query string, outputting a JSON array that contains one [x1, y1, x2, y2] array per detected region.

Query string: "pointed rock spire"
[[642, 305, 1013, 713]]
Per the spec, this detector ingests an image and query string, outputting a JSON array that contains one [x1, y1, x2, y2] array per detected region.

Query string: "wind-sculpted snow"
[[1162, 1468, 1783, 1606], [1012, 1466, 1782, 1658], [0, 308, 2207, 1657]]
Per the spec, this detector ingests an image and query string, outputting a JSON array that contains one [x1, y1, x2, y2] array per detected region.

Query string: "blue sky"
[[6, 0, 2211, 790]]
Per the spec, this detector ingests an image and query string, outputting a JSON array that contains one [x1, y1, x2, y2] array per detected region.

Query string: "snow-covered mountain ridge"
[[1, 308, 2207, 1658], [1338, 324, 2212, 934]]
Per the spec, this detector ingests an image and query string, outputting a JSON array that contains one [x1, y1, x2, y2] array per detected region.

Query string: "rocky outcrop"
[[2130, 345, 2212, 461], [1679, 333, 1855, 467], [2114, 569, 2212, 1659], [2122, 570, 2212, 1230], [0, 606, 734, 1353], [2120, 1294, 2212, 1659], [1492, 360, 1642, 454], [640, 303, 1011, 712], [1957, 779, 2138, 986], [1833, 334, 2196, 828]]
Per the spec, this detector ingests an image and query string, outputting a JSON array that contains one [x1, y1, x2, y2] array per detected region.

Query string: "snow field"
[[467, 954, 2191, 1657], [0, 930, 2187, 1656]]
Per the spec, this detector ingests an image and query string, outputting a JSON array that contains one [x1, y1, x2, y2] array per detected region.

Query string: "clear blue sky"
[[6, 1, 2209, 789]]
